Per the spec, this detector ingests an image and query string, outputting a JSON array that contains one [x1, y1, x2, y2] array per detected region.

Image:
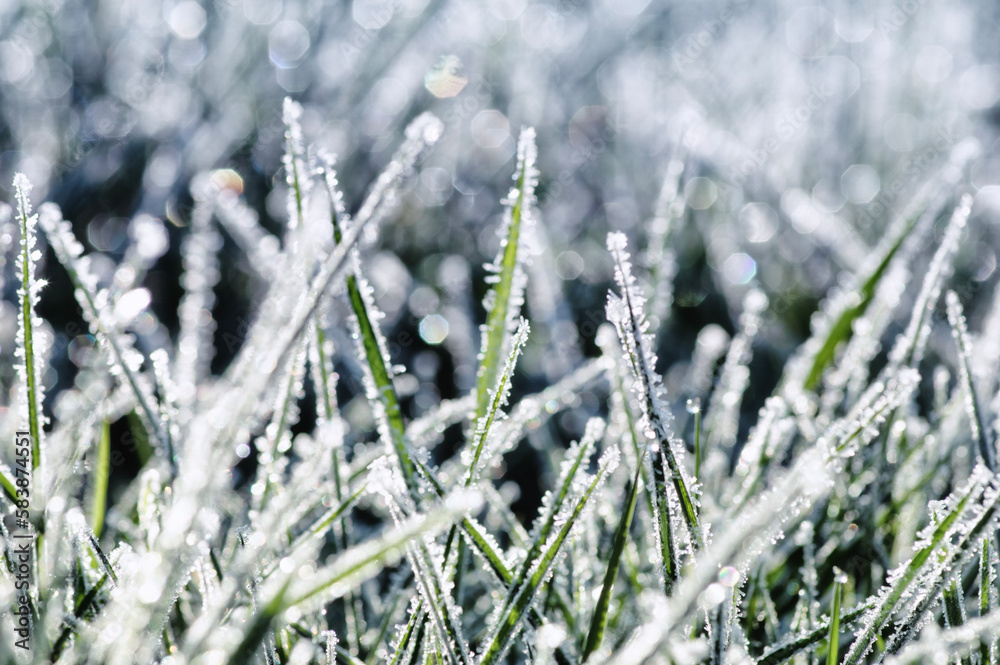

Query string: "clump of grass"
[[2, 98, 1000, 665]]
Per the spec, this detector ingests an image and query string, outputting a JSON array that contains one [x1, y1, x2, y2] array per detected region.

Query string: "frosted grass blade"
[[583, 455, 643, 661], [464, 318, 529, 486], [798, 148, 973, 391], [887, 194, 973, 372], [883, 611, 1000, 665], [946, 290, 995, 472], [174, 179, 222, 412], [843, 466, 993, 665], [322, 154, 419, 499], [478, 447, 619, 665], [884, 478, 1000, 656], [38, 203, 175, 472], [474, 127, 538, 422], [606, 231, 703, 549], [286, 490, 481, 608], [703, 289, 767, 455], [207, 113, 442, 463], [513, 418, 604, 588], [13, 174, 46, 471], [980, 539, 996, 665], [755, 602, 871, 665]]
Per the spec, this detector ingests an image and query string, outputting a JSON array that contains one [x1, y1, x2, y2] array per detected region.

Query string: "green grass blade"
[[943, 578, 967, 630], [89, 419, 111, 538], [410, 458, 574, 665], [606, 232, 703, 550], [583, 454, 644, 661], [226, 580, 290, 665], [883, 611, 1000, 665], [800, 153, 971, 390], [262, 483, 367, 580], [942, 577, 974, 665], [323, 160, 418, 500], [347, 267, 418, 493], [0, 464, 18, 505], [843, 467, 990, 665], [650, 437, 681, 592], [412, 455, 579, 658], [474, 127, 538, 422], [826, 570, 846, 665], [755, 601, 871, 665], [282, 97, 309, 231], [49, 572, 111, 662], [887, 194, 972, 371], [465, 318, 529, 486], [513, 418, 603, 586], [478, 447, 619, 665], [980, 539, 995, 665], [802, 223, 914, 391], [286, 490, 480, 608], [884, 478, 1000, 655], [13, 174, 44, 472]]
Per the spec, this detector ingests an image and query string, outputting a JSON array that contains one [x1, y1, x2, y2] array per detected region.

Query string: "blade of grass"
[[38, 204, 174, 474], [13, 174, 45, 472], [323, 158, 418, 500], [513, 419, 604, 586], [478, 447, 619, 665], [606, 232, 703, 551], [89, 419, 111, 538], [946, 290, 996, 472], [226, 580, 290, 665], [980, 538, 995, 665], [261, 483, 366, 580], [473, 127, 538, 422], [826, 570, 846, 665], [0, 464, 18, 505], [207, 113, 442, 468], [884, 477, 1000, 656], [883, 610, 1000, 665], [799, 151, 972, 390], [843, 466, 992, 665], [410, 457, 574, 665], [583, 454, 644, 661], [465, 318, 529, 486], [49, 571, 112, 662], [286, 489, 481, 608], [942, 577, 973, 665], [755, 601, 871, 665]]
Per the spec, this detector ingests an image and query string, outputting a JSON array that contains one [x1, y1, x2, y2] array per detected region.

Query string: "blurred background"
[[2, 0, 999, 515]]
